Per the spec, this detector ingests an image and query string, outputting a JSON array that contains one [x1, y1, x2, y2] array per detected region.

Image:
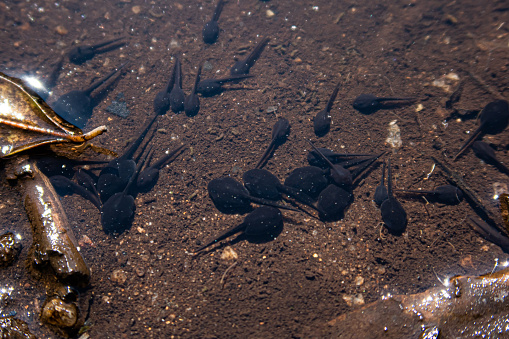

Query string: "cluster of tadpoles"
[[153, 36, 270, 117], [195, 117, 392, 253], [48, 114, 186, 234]]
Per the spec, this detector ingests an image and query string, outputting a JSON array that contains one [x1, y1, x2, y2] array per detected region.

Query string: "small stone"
[[136, 266, 145, 277], [415, 103, 424, 112], [294, 57, 302, 63], [41, 297, 78, 328], [343, 294, 365, 307], [221, 246, 238, 260], [55, 25, 68, 35], [132, 5, 141, 14], [0, 232, 21, 267], [111, 269, 127, 284], [266, 9, 275, 18], [354, 276, 364, 286]]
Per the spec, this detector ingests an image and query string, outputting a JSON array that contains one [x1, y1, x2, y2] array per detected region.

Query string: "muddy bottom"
[[0, 0, 508, 337]]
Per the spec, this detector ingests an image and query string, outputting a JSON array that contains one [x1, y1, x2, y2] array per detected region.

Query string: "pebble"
[[111, 269, 127, 284], [343, 294, 365, 306], [55, 26, 68, 35], [136, 266, 145, 277], [221, 246, 238, 260], [266, 9, 275, 18], [354, 276, 364, 286], [132, 5, 141, 14]]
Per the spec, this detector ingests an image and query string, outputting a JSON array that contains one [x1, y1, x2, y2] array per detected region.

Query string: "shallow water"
[[0, 0, 508, 337]]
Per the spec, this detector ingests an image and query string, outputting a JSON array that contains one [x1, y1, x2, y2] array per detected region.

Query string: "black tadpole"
[[68, 37, 125, 65], [380, 158, 407, 234], [373, 161, 388, 206], [453, 100, 509, 161], [202, 0, 226, 44], [153, 64, 176, 115], [208, 177, 299, 214], [195, 206, 283, 253], [352, 93, 415, 114], [467, 216, 509, 253], [284, 166, 329, 201], [256, 118, 291, 169], [184, 64, 202, 117], [230, 37, 270, 75], [169, 56, 185, 113], [196, 74, 254, 97], [316, 184, 353, 221], [307, 141, 352, 188], [314, 80, 341, 137], [50, 175, 102, 210], [395, 184, 463, 205], [52, 62, 128, 128], [137, 144, 187, 192], [472, 141, 509, 176], [307, 147, 373, 168]]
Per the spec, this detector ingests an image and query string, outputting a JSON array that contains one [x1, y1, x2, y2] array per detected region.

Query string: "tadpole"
[[52, 62, 128, 128], [68, 37, 125, 65], [230, 37, 270, 75], [202, 0, 226, 44], [472, 140, 509, 176], [195, 206, 283, 253], [50, 175, 102, 210], [256, 118, 291, 169], [373, 161, 388, 206], [169, 56, 185, 113], [196, 74, 254, 97], [316, 184, 353, 221], [307, 141, 352, 188], [380, 158, 407, 234], [137, 144, 186, 192], [208, 177, 298, 214], [314, 80, 341, 137], [184, 64, 202, 117], [284, 166, 329, 200], [453, 100, 509, 160], [353, 94, 415, 114], [395, 184, 463, 205], [153, 65, 175, 115]]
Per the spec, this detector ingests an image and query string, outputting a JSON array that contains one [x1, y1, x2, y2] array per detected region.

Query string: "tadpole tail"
[[192, 64, 203, 94], [248, 195, 300, 212], [467, 215, 509, 252], [280, 185, 320, 213], [212, 0, 226, 21], [245, 37, 270, 68], [194, 223, 246, 253], [307, 140, 336, 171], [452, 126, 483, 161], [84, 61, 129, 95], [255, 139, 276, 169], [90, 37, 124, 50], [217, 74, 254, 84], [325, 81, 341, 112], [351, 152, 386, 182], [149, 144, 187, 171], [380, 161, 386, 186], [394, 189, 434, 195], [122, 114, 158, 161]]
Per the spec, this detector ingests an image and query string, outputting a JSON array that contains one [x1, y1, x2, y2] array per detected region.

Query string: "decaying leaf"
[[0, 72, 106, 158]]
